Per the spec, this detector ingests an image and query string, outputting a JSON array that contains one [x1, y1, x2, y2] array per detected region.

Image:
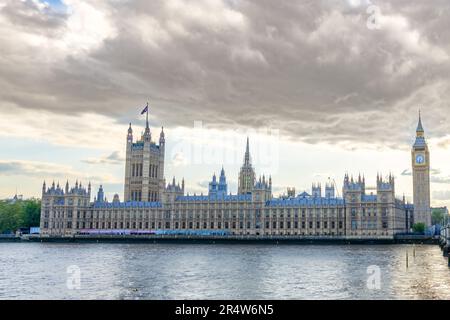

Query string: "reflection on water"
[[0, 243, 448, 300]]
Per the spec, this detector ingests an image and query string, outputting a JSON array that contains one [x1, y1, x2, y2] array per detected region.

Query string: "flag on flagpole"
[[141, 103, 149, 115]]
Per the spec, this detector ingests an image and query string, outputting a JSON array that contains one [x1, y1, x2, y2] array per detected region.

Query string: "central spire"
[[238, 136, 256, 195], [244, 136, 251, 166]]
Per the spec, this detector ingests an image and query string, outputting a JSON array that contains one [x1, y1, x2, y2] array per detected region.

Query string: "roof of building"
[[79, 194, 412, 209], [345, 183, 365, 191], [93, 201, 163, 208], [378, 182, 393, 191], [417, 113, 424, 132], [298, 191, 310, 197], [413, 136, 427, 148], [267, 197, 345, 207], [362, 194, 377, 201], [176, 194, 252, 202], [131, 142, 160, 151]]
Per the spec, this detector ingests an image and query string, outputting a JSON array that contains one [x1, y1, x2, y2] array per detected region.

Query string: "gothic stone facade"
[[40, 116, 430, 238], [124, 121, 165, 202]]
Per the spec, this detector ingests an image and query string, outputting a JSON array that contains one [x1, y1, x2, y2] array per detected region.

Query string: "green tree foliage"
[[0, 199, 41, 234], [431, 208, 447, 225], [23, 200, 41, 227], [412, 222, 425, 234]]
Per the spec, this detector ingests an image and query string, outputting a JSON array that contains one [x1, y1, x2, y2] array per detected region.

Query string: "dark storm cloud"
[[1, 0, 450, 148]]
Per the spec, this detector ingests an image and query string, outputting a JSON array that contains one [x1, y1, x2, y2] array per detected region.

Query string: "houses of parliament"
[[39, 113, 431, 238]]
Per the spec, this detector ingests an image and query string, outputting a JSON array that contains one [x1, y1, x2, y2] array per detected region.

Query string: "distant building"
[[40, 114, 434, 239], [6, 194, 23, 204], [287, 188, 296, 198]]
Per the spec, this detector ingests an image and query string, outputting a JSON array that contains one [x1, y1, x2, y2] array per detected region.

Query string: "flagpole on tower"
[[146, 102, 149, 128], [140, 102, 150, 137]]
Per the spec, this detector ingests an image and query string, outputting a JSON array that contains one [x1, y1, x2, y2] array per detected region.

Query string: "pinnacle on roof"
[[416, 110, 424, 133]]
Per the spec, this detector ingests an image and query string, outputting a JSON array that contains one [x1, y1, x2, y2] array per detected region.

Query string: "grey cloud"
[[1, 0, 450, 148], [431, 176, 450, 184], [82, 151, 124, 165], [431, 168, 442, 175], [0, 0, 67, 32], [0, 161, 65, 177], [197, 180, 210, 189], [0, 160, 110, 183], [401, 169, 411, 176], [401, 168, 450, 183], [433, 191, 450, 201]]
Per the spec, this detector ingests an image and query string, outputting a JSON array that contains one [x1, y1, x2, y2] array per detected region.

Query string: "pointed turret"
[[219, 166, 226, 184], [97, 185, 104, 203], [416, 110, 424, 135], [159, 126, 165, 145], [127, 123, 133, 143]]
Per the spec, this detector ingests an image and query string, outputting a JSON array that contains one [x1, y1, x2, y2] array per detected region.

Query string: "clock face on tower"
[[415, 153, 425, 165]]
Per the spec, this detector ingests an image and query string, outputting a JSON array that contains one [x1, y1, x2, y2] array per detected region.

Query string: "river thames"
[[0, 243, 448, 300]]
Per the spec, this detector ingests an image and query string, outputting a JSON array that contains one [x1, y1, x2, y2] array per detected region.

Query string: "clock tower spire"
[[411, 111, 431, 228]]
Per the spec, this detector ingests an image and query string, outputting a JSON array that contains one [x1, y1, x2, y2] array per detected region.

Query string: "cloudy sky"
[[0, 0, 449, 206]]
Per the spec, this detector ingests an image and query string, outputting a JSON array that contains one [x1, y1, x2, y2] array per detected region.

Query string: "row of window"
[[44, 198, 88, 206], [351, 220, 388, 229], [131, 163, 159, 178], [131, 191, 142, 201], [350, 207, 389, 217], [47, 220, 348, 231], [48, 210, 346, 220], [46, 210, 391, 223]]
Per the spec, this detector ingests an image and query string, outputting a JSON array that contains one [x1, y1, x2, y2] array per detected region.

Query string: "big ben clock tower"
[[411, 112, 431, 227]]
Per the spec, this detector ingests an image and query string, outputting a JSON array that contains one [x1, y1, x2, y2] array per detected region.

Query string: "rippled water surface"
[[0, 243, 449, 299]]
